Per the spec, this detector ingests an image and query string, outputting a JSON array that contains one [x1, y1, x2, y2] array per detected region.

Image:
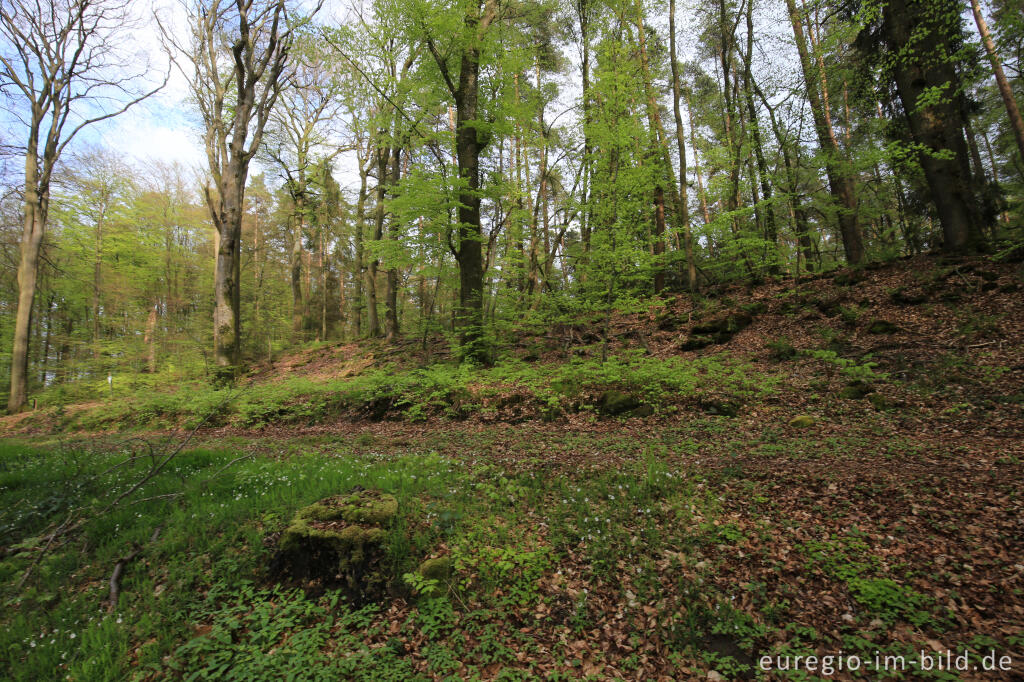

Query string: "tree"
[[0, 0, 163, 412], [862, 0, 986, 252], [970, 0, 1024, 164], [784, 0, 864, 265], [668, 0, 696, 292], [420, 0, 502, 362], [162, 0, 308, 374], [262, 28, 346, 338]]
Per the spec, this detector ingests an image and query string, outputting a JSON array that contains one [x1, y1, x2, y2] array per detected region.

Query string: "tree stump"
[[271, 488, 398, 603]]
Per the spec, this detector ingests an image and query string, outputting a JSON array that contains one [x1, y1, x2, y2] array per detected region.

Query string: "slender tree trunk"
[[784, 0, 864, 264], [686, 92, 712, 227], [653, 186, 666, 293], [669, 0, 696, 291], [320, 228, 327, 341], [291, 200, 305, 335], [964, 117, 987, 184], [575, 0, 594, 272], [970, 0, 1024, 162], [366, 143, 388, 338], [385, 144, 400, 340], [39, 295, 53, 387], [633, 0, 680, 291], [742, 5, 777, 272], [353, 155, 368, 337], [145, 303, 158, 373], [92, 205, 105, 350]]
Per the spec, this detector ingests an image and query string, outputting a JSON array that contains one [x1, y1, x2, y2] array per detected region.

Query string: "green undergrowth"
[[0, 436, 754, 680], [32, 350, 774, 431], [1, 425, 992, 681]]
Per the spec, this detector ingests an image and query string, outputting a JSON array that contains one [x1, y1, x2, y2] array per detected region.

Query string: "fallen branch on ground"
[[107, 526, 162, 613]]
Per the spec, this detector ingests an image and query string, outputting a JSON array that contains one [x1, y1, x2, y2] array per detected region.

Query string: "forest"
[[0, 0, 1022, 679]]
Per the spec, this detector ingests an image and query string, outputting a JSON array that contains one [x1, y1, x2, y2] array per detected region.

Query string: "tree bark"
[[353, 152, 369, 337], [784, 0, 864, 264], [970, 0, 1024, 163], [882, 0, 984, 252], [424, 0, 499, 362], [9, 178, 44, 412], [742, 5, 777, 273], [384, 144, 401, 340], [366, 143, 386, 338], [291, 193, 305, 335], [669, 0, 696, 292]]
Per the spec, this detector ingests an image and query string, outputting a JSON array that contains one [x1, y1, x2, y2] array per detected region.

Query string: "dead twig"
[[107, 526, 162, 613]]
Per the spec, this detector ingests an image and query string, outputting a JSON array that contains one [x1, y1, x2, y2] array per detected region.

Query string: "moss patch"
[[274, 489, 398, 603]]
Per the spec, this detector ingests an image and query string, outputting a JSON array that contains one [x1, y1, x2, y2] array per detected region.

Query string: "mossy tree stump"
[[272, 488, 398, 603]]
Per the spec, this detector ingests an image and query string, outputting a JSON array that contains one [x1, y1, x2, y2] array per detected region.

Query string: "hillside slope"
[[3, 253, 1021, 439]]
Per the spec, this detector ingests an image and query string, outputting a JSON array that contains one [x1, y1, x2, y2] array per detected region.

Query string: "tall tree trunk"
[[38, 295, 54, 387], [454, 50, 486, 360], [574, 0, 594, 273], [686, 91, 712, 227], [385, 144, 401, 340], [212, 168, 244, 369], [784, 0, 864, 264], [882, 0, 984, 252], [145, 303, 158, 373], [653, 186, 667, 293], [320, 227, 328, 341], [290, 199, 305, 335], [9, 150, 46, 412], [633, 0, 680, 291], [742, 5, 777, 273], [92, 204, 105, 350], [970, 0, 1024, 162], [366, 142, 389, 338], [423, 0, 499, 361], [669, 0, 696, 292], [353, 155, 369, 337], [755, 81, 815, 272]]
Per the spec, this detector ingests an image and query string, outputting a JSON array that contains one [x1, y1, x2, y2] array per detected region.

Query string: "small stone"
[[842, 613, 855, 624], [707, 671, 725, 681], [418, 556, 452, 581], [869, 618, 886, 629], [699, 399, 740, 417]]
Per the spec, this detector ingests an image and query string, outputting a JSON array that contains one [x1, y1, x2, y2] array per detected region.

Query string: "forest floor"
[[2, 253, 1023, 680]]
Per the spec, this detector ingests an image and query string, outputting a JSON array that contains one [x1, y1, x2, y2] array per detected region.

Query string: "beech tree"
[[419, 0, 503, 362], [1, 0, 162, 412], [162, 0, 309, 374]]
